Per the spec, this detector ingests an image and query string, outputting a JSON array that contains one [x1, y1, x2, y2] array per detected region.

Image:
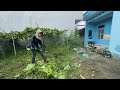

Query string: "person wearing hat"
[[27, 29, 47, 64]]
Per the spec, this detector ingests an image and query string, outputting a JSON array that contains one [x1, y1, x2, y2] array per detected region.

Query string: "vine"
[[0, 27, 64, 41]]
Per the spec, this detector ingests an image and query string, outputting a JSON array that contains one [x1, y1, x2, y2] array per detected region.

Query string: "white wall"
[[0, 11, 83, 32]]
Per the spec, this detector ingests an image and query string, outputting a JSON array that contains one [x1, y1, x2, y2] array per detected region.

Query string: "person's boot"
[[44, 60, 48, 63]]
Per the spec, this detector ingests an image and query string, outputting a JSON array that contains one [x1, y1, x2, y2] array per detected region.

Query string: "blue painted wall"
[[84, 22, 96, 45], [95, 17, 112, 46], [84, 17, 112, 46], [109, 11, 120, 58]]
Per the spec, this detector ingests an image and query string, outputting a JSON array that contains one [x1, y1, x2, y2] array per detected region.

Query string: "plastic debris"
[[73, 47, 86, 54], [82, 53, 89, 59], [80, 74, 85, 79], [92, 74, 95, 77], [73, 48, 77, 51], [77, 52, 79, 54], [79, 48, 86, 54], [75, 63, 81, 68]]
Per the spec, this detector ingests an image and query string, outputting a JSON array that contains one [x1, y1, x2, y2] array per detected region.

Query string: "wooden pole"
[[11, 31, 16, 56], [0, 27, 16, 56]]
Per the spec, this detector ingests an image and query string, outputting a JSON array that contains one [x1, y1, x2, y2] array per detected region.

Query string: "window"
[[98, 25, 104, 39], [88, 30, 92, 39]]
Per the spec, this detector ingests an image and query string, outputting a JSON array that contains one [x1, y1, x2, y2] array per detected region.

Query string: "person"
[[26, 29, 47, 64]]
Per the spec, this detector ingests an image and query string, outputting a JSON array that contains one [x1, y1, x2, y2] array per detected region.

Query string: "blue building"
[[83, 11, 120, 58]]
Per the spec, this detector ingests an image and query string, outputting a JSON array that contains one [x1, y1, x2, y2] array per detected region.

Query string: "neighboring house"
[[83, 11, 120, 58], [75, 20, 86, 41], [75, 20, 86, 30]]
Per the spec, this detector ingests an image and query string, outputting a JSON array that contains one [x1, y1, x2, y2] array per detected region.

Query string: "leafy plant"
[[23, 64, 35, 71], [14, 58, 72, 79], [0, 27, 64, 41]]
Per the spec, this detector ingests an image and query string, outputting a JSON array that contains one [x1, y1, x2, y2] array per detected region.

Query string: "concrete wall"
[[84, 17, 112, 47], [109, 11, 120, 58], [84, 22, 96, 45], [95, 17, 112, 46]]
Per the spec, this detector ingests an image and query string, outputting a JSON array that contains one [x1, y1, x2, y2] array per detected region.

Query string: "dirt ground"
[[76, 47, 120, 79]]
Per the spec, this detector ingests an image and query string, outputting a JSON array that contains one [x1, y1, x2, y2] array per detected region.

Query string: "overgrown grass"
[[0, 49, 30, 78], [0, 45, 77, 79], [0, 31, 102, 79], [0, 45, 103, 79]]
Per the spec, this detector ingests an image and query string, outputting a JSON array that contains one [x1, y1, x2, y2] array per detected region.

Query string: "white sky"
[[0, 11, 83, 32], [83, 11, 87, 14]]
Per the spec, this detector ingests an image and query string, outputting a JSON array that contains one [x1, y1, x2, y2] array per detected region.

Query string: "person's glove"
[[31, 47, 34, 50], [35, 47, 38, 50], [41, 48, 45, 52], [26, 48, 30, 51]]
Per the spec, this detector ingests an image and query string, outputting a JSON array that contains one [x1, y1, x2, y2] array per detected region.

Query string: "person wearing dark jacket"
[[27, 30, 47, 64]]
